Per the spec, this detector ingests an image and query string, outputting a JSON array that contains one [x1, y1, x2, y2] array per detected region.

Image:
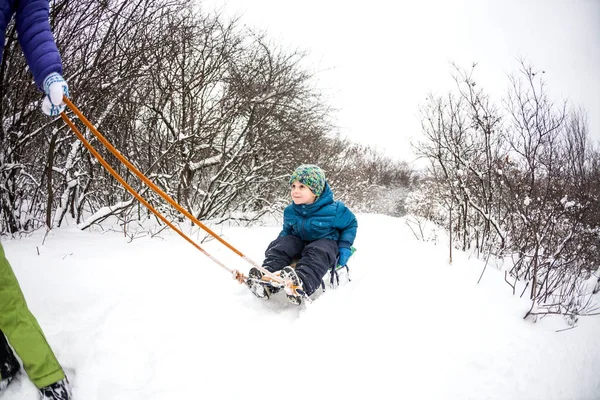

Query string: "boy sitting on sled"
[[248, 165, 357, 305]]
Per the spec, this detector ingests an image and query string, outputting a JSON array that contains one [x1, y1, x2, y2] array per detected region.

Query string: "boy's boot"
[[39, 376, 72, 400], [247, 267, 283, 299], [0, 332, 20, 395], [247, 267, 271, 299], [280, 266, 303, 305]]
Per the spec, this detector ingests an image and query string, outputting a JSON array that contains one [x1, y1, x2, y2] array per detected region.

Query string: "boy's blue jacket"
[[0, 0, 63, 90], [279, 182, 357, 249]]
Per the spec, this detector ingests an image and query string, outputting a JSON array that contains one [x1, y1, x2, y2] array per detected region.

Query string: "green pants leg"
[[0, 243, 64, 389]]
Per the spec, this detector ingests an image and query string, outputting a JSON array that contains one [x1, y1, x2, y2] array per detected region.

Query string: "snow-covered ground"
[[1, 213, 599, 400]]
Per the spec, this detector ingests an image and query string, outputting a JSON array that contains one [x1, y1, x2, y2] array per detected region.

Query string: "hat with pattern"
[[289, 164, 326, 197]]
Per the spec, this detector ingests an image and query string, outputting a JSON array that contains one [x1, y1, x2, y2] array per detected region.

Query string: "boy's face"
[[290, 180, 317, 205]]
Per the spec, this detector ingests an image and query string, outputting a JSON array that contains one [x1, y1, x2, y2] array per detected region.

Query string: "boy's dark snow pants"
[[0, 244, 65, 388], [263, 235, 338, 296]]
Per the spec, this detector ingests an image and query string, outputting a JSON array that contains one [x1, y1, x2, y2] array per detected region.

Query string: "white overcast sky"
[[201, 0, 600, 163]]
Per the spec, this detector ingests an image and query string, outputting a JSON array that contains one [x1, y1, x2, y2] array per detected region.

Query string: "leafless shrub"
[[412, 61, 600, 319]]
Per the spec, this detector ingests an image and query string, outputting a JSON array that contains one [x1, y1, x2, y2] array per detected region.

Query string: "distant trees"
[[324, 142, 414, 216], [0, 0, 411, 235], [410, 62, 600, 320]]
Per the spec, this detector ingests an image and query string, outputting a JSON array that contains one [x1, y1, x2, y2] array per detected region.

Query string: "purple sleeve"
[[15, 0, 62, 90], [0, 2, 13, 57]]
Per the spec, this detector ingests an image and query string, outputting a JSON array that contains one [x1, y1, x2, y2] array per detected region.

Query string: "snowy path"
[[2, 214, 599, 399]]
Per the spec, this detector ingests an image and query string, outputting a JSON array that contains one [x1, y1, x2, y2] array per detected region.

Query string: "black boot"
[[0, 330, 20, 393], [280, 267, 303, 305], [247, 267, 271, 299], [39, 376, 72, 400]]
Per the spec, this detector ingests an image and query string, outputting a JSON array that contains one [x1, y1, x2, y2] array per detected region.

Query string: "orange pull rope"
[[63, 97, 257, 263], [60, 112, 234, 274], [61, 98, 283, 284]]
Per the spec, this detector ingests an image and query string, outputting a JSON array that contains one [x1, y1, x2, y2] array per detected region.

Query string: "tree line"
[[0, 0, 411, 236], [408, 62, 600, 320]]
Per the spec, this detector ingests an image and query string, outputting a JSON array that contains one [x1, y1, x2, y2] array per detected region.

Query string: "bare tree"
[[416, 65, 506, 254]]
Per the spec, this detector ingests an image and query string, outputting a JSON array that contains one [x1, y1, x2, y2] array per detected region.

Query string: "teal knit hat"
[[289, 164, 326, 197]]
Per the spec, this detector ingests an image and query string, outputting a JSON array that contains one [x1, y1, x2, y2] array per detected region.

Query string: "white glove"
[[41, 72, 69, 116]]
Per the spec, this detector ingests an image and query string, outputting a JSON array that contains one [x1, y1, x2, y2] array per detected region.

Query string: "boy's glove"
[[41, 72, 69, 116], [338, 247, 352, 266]]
